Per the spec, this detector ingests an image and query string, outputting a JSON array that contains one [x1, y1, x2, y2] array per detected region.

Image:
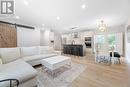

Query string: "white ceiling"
[[1, 0, 130, 33]]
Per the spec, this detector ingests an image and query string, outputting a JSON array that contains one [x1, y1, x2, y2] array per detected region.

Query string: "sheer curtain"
[[114, 33, 123, 55], [94, 34, 109, 56]]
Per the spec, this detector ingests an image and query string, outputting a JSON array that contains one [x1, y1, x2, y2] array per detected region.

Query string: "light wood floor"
[[68, 48, 130, 87]]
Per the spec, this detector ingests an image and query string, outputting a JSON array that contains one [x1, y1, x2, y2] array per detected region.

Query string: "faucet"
[[71, 40, 75, 45]]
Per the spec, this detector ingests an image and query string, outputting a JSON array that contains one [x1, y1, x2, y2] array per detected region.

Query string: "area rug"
[[36, 63, 87, 87]]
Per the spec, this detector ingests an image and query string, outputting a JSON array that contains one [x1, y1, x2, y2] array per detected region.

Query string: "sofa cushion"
[[0, 59, 37, 86], [20, 47, 39, 57], [38, 46, 54, 54], [22, 53, 57, 62], [0, 48, 21, 64]]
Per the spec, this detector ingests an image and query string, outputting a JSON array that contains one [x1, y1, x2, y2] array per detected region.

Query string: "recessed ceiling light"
[[56, 16, 60, 20], [15, 16, 20, 19], [81, 4, 86, 9], [42, 24, 45, 26], [24, 0, 29, 5]]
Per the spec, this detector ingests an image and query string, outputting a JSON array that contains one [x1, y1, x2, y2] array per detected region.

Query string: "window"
[[108, 34, 116, 50], [94, 33, 123, 55]]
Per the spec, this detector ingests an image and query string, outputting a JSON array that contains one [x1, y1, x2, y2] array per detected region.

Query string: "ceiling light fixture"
[[81, 4, 86, 9], [15, 16, 20, 19], [71, 27, 78, 30], [24, 0, 29, 5], [42, 24, 45, 26], [98, 20, 107, 32], [56, 16, 60, 20]]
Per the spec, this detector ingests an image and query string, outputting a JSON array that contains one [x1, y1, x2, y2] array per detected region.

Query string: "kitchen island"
[[63, 44, 86, 56]]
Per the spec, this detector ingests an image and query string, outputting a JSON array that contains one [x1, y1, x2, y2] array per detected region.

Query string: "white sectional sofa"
[[0, 59, 37, 87], [0, 46, 59, 87], [20, 46, 58, 66]]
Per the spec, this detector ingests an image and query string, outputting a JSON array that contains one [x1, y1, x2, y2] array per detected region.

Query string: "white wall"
[[40, 29, 51, 46], [40, 29, 62, 50], [17, 27, 40, 47]]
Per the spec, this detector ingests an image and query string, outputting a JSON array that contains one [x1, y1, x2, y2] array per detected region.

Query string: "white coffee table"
[[41, 56, 71, 78]]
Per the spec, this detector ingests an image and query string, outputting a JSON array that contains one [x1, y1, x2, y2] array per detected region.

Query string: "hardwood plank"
[[69, 48, 130, 87]]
